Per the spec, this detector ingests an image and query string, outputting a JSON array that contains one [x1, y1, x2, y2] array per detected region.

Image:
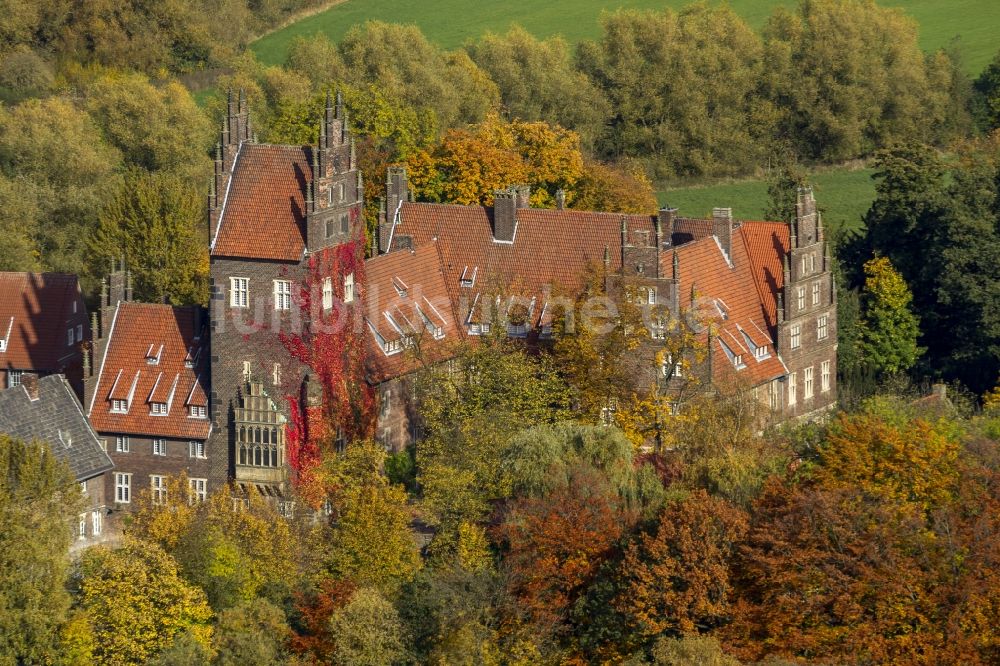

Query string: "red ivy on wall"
[[280, 210, 375, 503]]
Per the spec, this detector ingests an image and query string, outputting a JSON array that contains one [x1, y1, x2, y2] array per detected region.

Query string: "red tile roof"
[[211, 144, 313, 262], [0, 272, 87, 374], [670, 222, 791, 385], [87, 302, 210, 440], [364, 244, 465, 384]]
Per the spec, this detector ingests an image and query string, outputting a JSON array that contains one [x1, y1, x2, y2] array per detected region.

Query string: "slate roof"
[[0, 272, 86, 372], [0, 374, 113, 481], [211, 144, 313, 262], [87, 302, 211, 440], [364, 243, 464, 383]]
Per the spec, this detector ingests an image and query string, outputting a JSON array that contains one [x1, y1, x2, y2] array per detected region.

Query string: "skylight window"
[[459, 266, 478, 288], [146, 344, 163, 365]]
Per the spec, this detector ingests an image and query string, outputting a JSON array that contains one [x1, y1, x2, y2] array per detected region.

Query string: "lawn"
[[658, 167, 875, 238], [252, 0, 999, 75]]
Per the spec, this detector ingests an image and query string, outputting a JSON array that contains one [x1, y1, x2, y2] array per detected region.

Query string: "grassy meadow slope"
[[659, 167, 875, 237], [252, 0, 998, 75]]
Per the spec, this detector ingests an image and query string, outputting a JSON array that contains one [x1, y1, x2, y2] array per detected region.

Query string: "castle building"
[[0, 272, 89, 397], [206, 90, 364, 498], [84, 272, 211, 517]]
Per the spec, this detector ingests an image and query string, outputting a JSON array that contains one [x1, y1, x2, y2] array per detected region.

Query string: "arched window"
[[239, 445, 247, 465], [254, 446, 262, 466]]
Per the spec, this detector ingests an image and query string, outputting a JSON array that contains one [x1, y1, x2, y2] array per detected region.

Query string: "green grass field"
[[658, 167, 875, 238], [252, 0, 999, 75]]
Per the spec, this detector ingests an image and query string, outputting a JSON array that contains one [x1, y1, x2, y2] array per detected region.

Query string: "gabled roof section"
[[671, 223, 790, 386], [0, 375, 113, 481], [364, 243, 463, 384], [210, 144, 313, 262], [0, 272, 86, 372], [88, 302, 210, 440]]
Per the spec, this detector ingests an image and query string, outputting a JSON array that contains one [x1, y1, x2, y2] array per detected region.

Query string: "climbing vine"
[[280, 210, 375, 502]]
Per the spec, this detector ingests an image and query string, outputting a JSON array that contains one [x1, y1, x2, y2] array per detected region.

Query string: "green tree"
[[974, 49, 1000, 130], [859, 256, 922, 375], [466, 26, 608, 146], [650, 635, 741, 666], [764, 162, 808, 223], [577, 3, 774, 179], [763, 0, 946, 161], [0, 435, 81, 664], [328, 587, 407, 666], [90, 169, 208, 305], [75, 538, 213, 665]]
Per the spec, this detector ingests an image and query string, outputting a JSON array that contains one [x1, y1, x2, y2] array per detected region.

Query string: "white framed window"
[[111, 399, 128, 413], [272, 363, 281, 386], [343, 273, 355, 303], [189, 478, 207, 504], [662, 355, 683, 379], [91, 510, 102, 536], [810, 254, 816, 272], [188, 405, 207, 419], [812, 281, 821, 306], [804, 366, 814, 399], [7, 369, 22, 388], [188, 440, 206, 459], [797, 286, 805, 310], [801, 255, 807, 275], [67, 329, 74, 346], [115, 436, 130, 453], [75, 324, 83, 343], [150, 402, 168, 416], [790, 324, 801, 349], [242, 361, 251, 381], [150, 475, 167, 505], [322, 277, 333, 311], [817, 314, 829, 341], [788, 372, 797, 406], [152, 439, 166, 456], [821, 360, 831, 392], [769, 380, 780, 411], [78, 514, 86, 539], [230, 277, 249, 308], [273, 280, 292, 311], [115, 473, 131, 504], [80, 481, 87, 495]]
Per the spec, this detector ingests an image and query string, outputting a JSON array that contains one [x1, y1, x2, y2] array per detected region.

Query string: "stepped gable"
[[364, 243, 463, 383], [87, 302, 210, 440], [0, 374, 113, 482], [670, 221, 791, 385], [0, 272, 86, 372], [210, 144, 313, 262]]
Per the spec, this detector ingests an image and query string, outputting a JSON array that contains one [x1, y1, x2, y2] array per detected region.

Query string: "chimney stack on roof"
[[513, 184, 531, 209], [712, 207, 733, 265], [21, 372, 39, 401], [493, 188, 518, 243], [555, 189, 566, 210]]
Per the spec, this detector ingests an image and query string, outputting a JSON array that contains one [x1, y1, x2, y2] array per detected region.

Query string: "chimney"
[[658, 207, 677, 248], [555, 189, 566, 210], [386, 166, 408, 224], [712, 208, 733, 264], [125, 271, 133, 302], [21, 373, 39, 401], [493, 188, 517, 242], [513, 184, 531, 209]]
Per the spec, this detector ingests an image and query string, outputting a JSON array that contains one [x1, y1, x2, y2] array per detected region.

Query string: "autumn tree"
[[327, 587, 408, 666], [321, 440, 421, 593], [74, 538, 213, 664], [612, 490, 747, 647], [494, 465, 633, 639], [571, 159, 657, 214], [0, 435, 81, 664], [859, 256, 922, 375], [212, 600, 292, 666], [90, 168, 208, 305]]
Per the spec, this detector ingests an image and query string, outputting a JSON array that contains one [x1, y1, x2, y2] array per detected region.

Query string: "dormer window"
[[150, 402, 168, 416], [189, 405, 207, 419], [111, 399, 128, 413], [754, 345, 769, 360], [146, 344, 163, 365], [0, 316, 11, 352], [393, 277, 408, 298], [719, 339, 747, 370], [460, 266, 478, 288], [184, 346, 201, 369]]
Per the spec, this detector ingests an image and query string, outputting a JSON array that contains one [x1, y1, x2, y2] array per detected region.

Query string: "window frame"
[[188, 440, 206, 459], [804, 366, 814, 399], [322, 277, 333, 311], [790, 324, 801, 349], [230, 277, 249, 308], [150, 474, 167, 505], [7, 369, 22, 388], [817, 314, 829, 341], [152, 439, 166, 456], [797, 286, 805, 310], [273, 280, 292, 311], [821, 360, 831, 392], [343, 272, 355, 303], [115, 472, 131, 504], [788, 372, 797, 406], [189, 478, 207, 504], [812, 280, 821, 306], [115, 435, 130, 453]]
